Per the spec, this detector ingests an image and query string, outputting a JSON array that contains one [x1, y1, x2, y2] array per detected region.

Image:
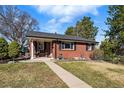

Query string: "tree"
[[75, 16, 98, 39], [0, 37, 8, 60], [65, 26, 75, 36], [64, 16, 98, 40], [0, 6, 39, 49], [8, 41, 20, 61], [104, 6, 124, 55], [100, 39, 119, 63], [100, 39, 116, 56]]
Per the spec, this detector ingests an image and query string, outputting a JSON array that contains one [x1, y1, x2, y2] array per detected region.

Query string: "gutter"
[[26, 35, 98, 44]]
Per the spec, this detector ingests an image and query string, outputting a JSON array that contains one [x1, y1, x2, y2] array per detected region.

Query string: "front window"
[[86, 44, 94, 51], [61, 42, 75, 50], [38, 42, 44, 50]]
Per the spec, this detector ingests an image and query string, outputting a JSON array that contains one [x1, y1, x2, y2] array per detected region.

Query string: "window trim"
[[61, 42, 75, 50], [86, 44, 94, 51]]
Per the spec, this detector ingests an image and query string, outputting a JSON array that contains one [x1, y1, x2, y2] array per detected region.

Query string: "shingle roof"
[[26, 31, 98, 44]]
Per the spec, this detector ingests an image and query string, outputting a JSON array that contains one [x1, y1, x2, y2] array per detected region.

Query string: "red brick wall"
[[52, 41, 93, 59]]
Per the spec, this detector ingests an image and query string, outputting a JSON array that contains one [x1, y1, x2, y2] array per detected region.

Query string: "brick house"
[[26, 31, 98, 60]]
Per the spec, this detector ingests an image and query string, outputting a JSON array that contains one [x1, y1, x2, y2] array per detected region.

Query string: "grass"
[[57, 62, 124, 88], [0, 62, 68, 88], [107, 68, 124, 74]]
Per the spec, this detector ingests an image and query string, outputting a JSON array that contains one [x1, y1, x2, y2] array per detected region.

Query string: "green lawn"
[[0, 62, 67, 88], [57, 62, 124, 88]]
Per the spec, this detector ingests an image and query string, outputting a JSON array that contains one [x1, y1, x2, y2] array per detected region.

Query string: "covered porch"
[[29, 38, 54, 59]]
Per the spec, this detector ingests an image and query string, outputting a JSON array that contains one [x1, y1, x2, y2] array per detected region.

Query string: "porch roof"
[[26, 31, 98, 44]]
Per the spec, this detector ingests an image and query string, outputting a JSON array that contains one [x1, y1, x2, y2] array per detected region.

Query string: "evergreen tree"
[[104, 5, 124, 55], [75, 16, 98, 39], [0, 37, 8, 60], [64, 16, 98, 40], [8, 41, 20, 61], [65, 26, 75, 36]]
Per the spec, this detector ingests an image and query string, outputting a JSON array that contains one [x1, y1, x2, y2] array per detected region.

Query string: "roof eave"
[[26, 35, 98, 44]]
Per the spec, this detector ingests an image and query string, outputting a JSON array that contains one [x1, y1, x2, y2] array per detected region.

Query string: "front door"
[[44, 42, 50, 57], [34, 41, 51, 57]]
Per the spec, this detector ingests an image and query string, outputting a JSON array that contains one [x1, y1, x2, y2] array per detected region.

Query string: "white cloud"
[[36, 5, 100, 16], [34, 5, 101, 33], [35, 5, 101, 22], [59, 16, 73, 23], [40, 18, 60, 33]]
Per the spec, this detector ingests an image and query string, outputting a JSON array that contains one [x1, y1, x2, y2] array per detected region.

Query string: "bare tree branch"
[[0, 6, 39, 49]]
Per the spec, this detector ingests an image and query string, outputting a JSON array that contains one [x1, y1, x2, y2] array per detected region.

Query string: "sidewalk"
[[42, 58, 92, 88]]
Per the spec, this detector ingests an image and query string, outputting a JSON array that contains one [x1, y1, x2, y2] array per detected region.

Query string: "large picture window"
[[61, 42, 75, 50]]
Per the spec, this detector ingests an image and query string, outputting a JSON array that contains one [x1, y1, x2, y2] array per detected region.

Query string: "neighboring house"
[[26, 31, 98, 60]]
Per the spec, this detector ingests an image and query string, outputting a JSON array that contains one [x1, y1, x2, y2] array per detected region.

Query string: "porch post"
[[30, 40, 34, 59]]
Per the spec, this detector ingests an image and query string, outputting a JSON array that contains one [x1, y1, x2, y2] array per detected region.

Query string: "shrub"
[[112, 57, 120, 64], [104, 55, 111, 61], [119, 56, 124, 64], [0, 37, 8, 60], [104, 54, 120, 64], [91, 49, 104, 60], [8, 41, 20, 61]]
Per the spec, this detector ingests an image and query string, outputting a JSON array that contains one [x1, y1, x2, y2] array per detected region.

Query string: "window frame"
[[38, 42, 44, 50], [86, 44, 94, 51], [61, 42, 75, 50]]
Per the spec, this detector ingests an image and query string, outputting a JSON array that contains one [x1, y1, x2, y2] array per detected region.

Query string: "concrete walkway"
[[41, 58, 92, 88], [19, 58, 44, 63]]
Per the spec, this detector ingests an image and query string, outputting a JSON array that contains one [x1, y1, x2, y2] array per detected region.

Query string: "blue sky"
[[18, 5, 108, 43]]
